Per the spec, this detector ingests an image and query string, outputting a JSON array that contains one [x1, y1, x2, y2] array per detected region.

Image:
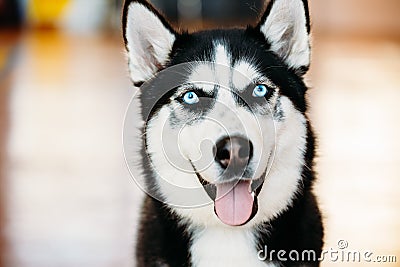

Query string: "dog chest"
[[189, 227, 277, 267]]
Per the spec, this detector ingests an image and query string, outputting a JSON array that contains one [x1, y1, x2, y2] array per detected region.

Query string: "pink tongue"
[[214, 180, 254, 226]]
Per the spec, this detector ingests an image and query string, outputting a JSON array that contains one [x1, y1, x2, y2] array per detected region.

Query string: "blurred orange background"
[[0, 0, 399, 267]]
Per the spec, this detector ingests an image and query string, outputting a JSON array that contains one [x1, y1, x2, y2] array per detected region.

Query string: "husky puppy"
[[122, 0, 323, 266]]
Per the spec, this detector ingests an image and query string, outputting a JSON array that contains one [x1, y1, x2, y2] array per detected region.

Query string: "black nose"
[[215, 136, 253, 173]]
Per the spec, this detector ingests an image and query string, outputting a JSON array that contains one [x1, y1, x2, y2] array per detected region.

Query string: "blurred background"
[[0, 0, 399, 266]]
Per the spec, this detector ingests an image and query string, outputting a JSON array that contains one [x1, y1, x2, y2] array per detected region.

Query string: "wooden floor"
[[0, 29, 399, 267]]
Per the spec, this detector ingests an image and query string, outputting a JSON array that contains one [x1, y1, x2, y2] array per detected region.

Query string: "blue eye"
[[252, 84, 269, 97], [183, 91, 199, 104]]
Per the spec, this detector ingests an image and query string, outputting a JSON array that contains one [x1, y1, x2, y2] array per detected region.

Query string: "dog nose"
[[215, 137, 253, 172]]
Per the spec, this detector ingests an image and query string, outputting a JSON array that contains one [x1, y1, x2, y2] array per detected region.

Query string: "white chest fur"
[[190, 227, 277, 267]]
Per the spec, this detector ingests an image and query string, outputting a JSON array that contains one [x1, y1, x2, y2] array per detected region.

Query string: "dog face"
[[123, 0, 311, 227]]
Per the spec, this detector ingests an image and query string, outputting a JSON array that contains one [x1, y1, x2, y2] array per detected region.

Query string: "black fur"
[[136, 122, 322, 267], [140, 28, 309, 122], [123, 1, 324, 266], [136, 197, 192, 266]]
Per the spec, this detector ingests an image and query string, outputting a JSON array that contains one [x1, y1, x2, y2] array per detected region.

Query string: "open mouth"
[[192, 163, 266, 226]]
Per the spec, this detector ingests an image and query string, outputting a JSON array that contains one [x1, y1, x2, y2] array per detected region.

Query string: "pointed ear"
[[257, 0, 311, 75], [122, 0, 177, 86]]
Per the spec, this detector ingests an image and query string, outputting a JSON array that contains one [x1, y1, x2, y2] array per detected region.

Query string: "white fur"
[[213, 43, 232, 91], [232, 61, 264, 90], [138, 36, 308, 267], [146, 106, 212, 208], [190, 227, 278, 267], [125, 3, 175, 83], [255, 96, 307, 223], [260, 0, 310, 70], [171, 95, 308, 226], [125, 2, 313, 266], [187, 63, 217, 93], [214, 43, 230, 67], [144, 42, 307, 226]]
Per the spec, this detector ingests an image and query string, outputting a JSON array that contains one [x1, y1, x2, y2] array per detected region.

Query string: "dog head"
[[123, 0, 312, 227]]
